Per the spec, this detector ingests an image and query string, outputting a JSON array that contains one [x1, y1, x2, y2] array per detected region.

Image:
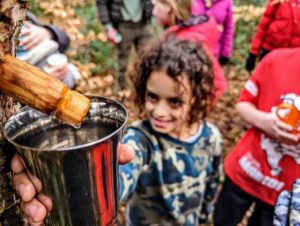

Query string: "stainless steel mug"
[[4, 96, 127, 226]]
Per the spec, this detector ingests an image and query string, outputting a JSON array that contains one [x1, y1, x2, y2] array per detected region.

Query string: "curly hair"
[[131, 38, 215, 125]]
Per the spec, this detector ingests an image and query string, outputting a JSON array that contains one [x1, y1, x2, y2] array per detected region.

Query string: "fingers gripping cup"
[[276, 96, 300, 133], [4, 96, 127, 226]]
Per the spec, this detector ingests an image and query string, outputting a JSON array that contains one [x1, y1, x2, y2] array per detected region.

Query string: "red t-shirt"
[[225, 47, 300, 205]]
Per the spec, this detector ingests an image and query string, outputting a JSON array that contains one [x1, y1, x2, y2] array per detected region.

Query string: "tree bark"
[[0, 1, 27, 225]]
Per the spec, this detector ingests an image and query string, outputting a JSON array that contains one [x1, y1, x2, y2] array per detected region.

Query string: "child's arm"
[[236, 102, 299, 145], [211, 56, 227, 102], [26, 12, 70, 53], [246, 1, 279, 71], [199, 127, 223, 224], [249, 1, 279, 55], [118, 127, 151, 202]]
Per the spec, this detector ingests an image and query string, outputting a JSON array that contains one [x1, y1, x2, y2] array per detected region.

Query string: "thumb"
[[117, 144, 135, 164]]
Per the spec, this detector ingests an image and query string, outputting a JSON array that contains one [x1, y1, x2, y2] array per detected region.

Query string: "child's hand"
[[104, 24, 122, 44], [19, 21, 52, 51], [259, 112, 299, 145], [245, 53, 257, 72], [12, 144, 134, 226], [43, 61, 69, 81], [12, 154, 51, 226]]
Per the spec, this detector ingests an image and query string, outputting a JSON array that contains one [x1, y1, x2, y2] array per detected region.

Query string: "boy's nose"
[[153, 101, 168, 117]]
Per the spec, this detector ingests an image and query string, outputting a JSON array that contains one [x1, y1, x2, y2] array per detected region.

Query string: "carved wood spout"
[[0, 54, 90, 125]]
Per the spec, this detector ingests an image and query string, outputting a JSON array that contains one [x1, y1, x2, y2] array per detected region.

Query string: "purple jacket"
[[192, 0, 234, 58]]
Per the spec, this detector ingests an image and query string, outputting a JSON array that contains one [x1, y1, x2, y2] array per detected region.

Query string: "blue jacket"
[[119, 120, 223, 225]]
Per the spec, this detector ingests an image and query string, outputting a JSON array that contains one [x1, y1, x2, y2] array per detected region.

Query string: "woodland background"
[[1, 0, 267, 225], [27, 0, 266, 153]]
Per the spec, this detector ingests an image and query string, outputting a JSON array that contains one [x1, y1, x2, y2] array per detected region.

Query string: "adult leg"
[[133, 23, 154, 55], [247, 199, 274, 226], [213, 177, 255, 226], [116, 24, 134, 91]]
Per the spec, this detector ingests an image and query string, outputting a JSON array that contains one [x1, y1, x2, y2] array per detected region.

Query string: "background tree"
[[0, 1, 27, 225]]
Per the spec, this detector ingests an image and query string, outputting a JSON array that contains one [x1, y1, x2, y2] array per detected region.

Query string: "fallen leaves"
[[208, 65, 249, 156], [234, 5, 265, 22]]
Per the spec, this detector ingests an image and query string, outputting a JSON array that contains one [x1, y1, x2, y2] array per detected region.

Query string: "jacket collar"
[[178, 15, 209, 28]]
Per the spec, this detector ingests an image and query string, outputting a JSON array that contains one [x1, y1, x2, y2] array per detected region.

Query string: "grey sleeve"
[[95, 0, 111, 25]]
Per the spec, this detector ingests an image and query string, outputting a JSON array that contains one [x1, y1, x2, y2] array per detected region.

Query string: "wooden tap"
[[0, 54, 90, 125]]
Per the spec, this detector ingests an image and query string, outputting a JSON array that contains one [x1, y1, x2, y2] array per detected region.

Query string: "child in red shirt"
[[214, 47, 300, 226], [245, 0, 300, 72]]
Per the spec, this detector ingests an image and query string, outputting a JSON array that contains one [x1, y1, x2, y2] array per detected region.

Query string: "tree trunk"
[[0, 1, 27, 225]]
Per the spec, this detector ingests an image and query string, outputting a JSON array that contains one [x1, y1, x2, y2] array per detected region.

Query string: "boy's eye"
[[146, 92, 158, 102], [168, 98, 183, 108]]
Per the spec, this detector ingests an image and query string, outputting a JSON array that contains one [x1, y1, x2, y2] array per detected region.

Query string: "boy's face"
[[145, 69, 193, 139], [151, 0, 171, 26]]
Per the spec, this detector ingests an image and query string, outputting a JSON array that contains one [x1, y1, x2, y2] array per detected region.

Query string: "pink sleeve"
[[220, 1, 234, 57], [192, 0, 205, 15], [211, 56, 227, 102]]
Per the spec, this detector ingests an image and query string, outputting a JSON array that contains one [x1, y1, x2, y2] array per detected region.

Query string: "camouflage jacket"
[[119, 120, 223, 226], [274, 179, 300, 226]]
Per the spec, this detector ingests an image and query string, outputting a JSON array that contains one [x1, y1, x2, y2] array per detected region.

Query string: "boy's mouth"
[[151, 117, 172, 128]]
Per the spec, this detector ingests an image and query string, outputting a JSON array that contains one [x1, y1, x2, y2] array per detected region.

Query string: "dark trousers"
[[213, 177, 274, 226], [116, 22, 153, 90]]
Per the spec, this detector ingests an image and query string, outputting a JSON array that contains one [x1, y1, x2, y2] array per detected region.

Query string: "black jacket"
[[96, 0, 152, 26]]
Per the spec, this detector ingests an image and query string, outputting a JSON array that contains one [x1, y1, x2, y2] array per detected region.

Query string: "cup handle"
[[276, 103, 291, 121]]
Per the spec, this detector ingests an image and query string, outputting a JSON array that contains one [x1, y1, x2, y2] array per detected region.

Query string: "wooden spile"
[[0, 54, 90, 125]]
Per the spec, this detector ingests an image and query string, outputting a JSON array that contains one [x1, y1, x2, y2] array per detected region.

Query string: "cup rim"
[[46, 53, 68, 67], [3, 95, 128, 152]]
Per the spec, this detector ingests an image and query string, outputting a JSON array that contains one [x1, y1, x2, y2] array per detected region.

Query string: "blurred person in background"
[[17, 12, 81, 89], [214, 47, 300, 226], [192, 0, 234, 65], [96, 0, 154, 91], [245, 0, 300, 72], [152, 0, 227, 101]]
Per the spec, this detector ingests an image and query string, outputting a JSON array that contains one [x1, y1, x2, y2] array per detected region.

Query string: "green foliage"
[[73, 1, 117, 73], [75, 40, 116, 75], [73, 1, 102, 35], [231, 0, 267, 67], [27, 0, 46, 17], [232, 17, 261, 68], [234, 0, 266, 6]]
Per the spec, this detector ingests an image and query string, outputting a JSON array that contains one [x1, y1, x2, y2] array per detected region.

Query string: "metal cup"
[[4, 96, 127, 226]]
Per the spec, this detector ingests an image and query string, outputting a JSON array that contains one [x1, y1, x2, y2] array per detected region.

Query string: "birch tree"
[[0, 1, 27, 225]]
